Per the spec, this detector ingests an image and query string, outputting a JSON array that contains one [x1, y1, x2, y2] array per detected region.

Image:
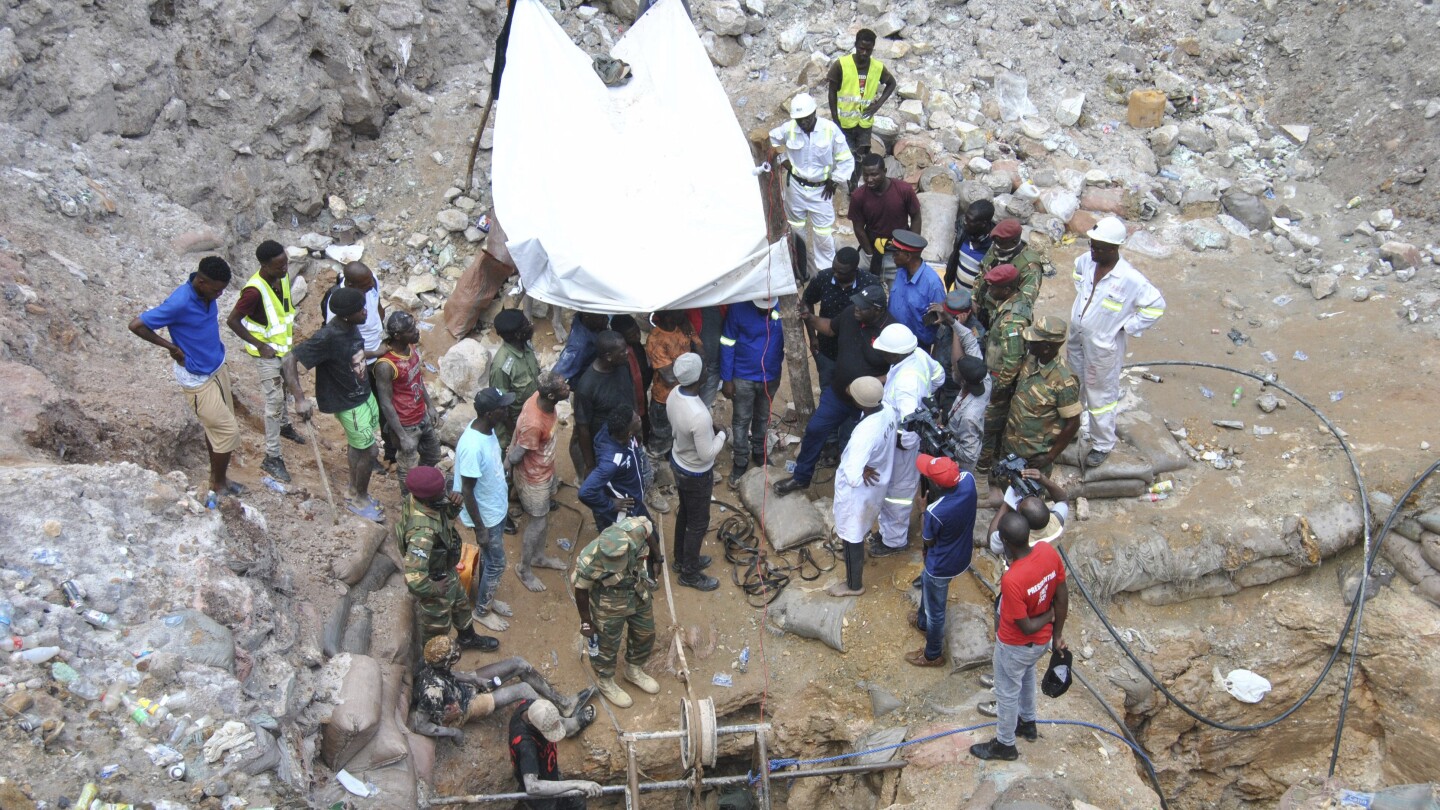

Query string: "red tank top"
[[379, 348, 427, 427]]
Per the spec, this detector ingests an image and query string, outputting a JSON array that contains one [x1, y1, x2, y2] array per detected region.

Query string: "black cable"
[[1056, 360, 1374, 733], [1072, 665, 1171, 810], [1328, 458, 1440, 774]]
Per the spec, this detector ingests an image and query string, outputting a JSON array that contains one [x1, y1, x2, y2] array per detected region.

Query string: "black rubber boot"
[[456, 627, 499, 652], [845, 541, 865, 591]]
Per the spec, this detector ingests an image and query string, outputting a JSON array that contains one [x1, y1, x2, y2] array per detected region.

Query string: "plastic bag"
[[995, 72, 1038, 122], [1221, 668, 1271, 703]]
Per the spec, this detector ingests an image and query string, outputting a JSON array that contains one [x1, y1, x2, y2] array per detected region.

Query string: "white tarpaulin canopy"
[[491, 0, 794, 314]]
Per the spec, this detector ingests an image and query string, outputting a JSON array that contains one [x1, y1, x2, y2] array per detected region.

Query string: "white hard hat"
[[789, 93, 817, 119], [754, 297, 779, 309], [874, 323, 918, 355], [1086, 216, 1128, 245]]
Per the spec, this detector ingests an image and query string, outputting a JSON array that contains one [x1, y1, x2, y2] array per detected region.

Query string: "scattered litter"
[[1293, 350, 1309, 361], [1230, 386, 1244, 406], [1213, 420, 1245, 430], [1329, 391, 1345, 402], [336, 769, 378, 798], [557, 537, 573, 551], [1260, 350, 1277, 363], [1318, 311, 1344, 319], [1200, 387, 1215, 399], [1272, 295, 1293, 307], [712, 673, 734, 687], [1217, 668, 1272, 703], [1226, 328, 1249, 346], [1253, 426, 1275, 437], [260, 476, 287, 494], [1139, 371, 1164, 383], [31, 549, 60, 566], [98, 764, 120, 779]]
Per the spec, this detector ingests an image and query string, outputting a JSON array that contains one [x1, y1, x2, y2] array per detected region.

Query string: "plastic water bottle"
[[738, 646, 750, 674], [587, 634, 600, 658], [0, 599, 14, 630], [1231, 386, 1243, 407], [14, 646, 60, 664], [1138, 492, 1169, 503], [80, 609, 116, 629], [0, 637, 23, 652], [260, 476, 288, 494]]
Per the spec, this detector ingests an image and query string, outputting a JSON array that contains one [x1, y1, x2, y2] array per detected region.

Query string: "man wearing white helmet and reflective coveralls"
[[1067, 216, 1166, 468], [769, 92, 855, 272], [870, 323, 944, 558]]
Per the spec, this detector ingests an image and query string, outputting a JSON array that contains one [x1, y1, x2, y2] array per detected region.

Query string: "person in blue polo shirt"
[[885, 230, 947, 353], [906, 453, 978, 667], [130, 256, 242, 502], [719, 297, 786, 488]]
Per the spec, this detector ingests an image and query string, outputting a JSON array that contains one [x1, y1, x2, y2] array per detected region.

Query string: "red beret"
[[406, 466, 447, 500], [984, 263, 1019, 285], [991, 219, 1023, 239]]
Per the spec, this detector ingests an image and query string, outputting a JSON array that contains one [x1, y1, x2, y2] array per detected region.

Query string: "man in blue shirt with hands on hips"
[[906, 454, 978, 667]]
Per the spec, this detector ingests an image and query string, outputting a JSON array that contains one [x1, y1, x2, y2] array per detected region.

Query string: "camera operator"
[[986, 466, 1069, 555]]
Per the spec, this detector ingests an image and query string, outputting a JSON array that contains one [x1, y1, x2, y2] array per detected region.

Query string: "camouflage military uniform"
[[398, 494, 472, 643], [1000, 354, 1083, 474], [975, 245, 1046, 323], [571, 518, 656, 680], [489, 341, 540, 449], [978, 296, 1033, 471]]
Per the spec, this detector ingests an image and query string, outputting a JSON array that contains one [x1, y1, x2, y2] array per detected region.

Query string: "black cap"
[[473, 387, 517, 413], [494, 309, 528, 336], [956, 356, 988, 396], [888, 229, 928, 253], [851, 284, 887, 310]]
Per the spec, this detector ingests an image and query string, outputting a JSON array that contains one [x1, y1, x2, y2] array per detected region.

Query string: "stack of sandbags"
[[1055, 409, 1190, 499], [1375, 492, 1440, 607]]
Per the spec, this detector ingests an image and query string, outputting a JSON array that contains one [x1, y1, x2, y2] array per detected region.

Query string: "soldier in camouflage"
[[397, 466, 499, 651], [978, 264, 1033, 475], [999, 316, 1083, 475], [974, 219, 1046, 325], [572, 516, 663, 708]]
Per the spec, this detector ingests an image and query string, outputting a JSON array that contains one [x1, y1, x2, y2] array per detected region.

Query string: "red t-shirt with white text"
[[997, 542, 1065, 646]]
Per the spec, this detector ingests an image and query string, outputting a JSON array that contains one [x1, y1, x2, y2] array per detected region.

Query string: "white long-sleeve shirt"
[[667, 389, 725, 473], [837, 404, 897, 490], [768, 118, 855, 185], [1070, 254, 1165, 344], [882, 349, 945, 451]]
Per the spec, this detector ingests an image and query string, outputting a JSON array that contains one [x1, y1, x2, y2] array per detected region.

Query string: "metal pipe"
[[755, 728, 772, 810], [423, 760, 906, 805], [622, 722, 770, 742]]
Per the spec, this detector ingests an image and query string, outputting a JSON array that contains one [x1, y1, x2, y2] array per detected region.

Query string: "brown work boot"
[[905, 649, 946, 667], [596, 676, 633, 708], [624, 664, 660, 695]]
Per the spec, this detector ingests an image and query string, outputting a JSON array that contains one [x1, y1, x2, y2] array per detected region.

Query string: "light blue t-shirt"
[[453, 421, 508, 528]]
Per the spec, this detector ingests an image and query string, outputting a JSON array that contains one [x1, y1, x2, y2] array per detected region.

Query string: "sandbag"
[[367, 582, 416, 666], [1380, 535, 1430, 585], [1116, 409, 1190, 475], [1058, 440, 1154, 483], [342, 606, 373, 656], [347, 663, 412, 771], [1415, 574, 1440, 608], [766, 588, 853, 652], [332, 520, 390, 585], [737, 468, 828, 552], [322, 654, 383, 770], [407, 730, 436, 785], [1396, 518, 1424, 542], [1421, 532, 1440, 573], [323, 592, 355, 659], [944, 602, 992, 673], [362, 757, 419, 808], [1076, 478, 1147, 499], [136, 609, 236, 674], [853, 727, 908, 766], [1419, 511, 1440, 535], [917, 191, 958, 265]]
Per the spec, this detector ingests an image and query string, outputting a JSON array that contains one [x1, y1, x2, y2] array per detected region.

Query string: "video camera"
[[899, 397, 963, 461], [994, 453, 1046, 500]]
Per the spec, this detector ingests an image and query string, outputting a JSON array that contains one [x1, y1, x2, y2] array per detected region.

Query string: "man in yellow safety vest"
[[827, 28, 897, 189], [226, 240, 306, 483]]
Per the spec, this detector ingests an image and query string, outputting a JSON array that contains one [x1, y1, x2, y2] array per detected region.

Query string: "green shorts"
[[336, 393, 379, 450]]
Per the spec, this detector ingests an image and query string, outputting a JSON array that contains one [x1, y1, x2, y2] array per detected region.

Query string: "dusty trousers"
[[1066, 328, 1125, 454]]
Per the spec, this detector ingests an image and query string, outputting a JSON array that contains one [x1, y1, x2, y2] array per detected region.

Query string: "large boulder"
[[1221, 191, 1271, 232], [438, 338, 491, 400]]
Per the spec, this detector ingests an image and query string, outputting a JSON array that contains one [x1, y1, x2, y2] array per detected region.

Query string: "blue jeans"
[[814, 352, 836, 391], [791, 386, 860, 484], [993, 639, 1049, 745], [915, 570, 954, 661], [474, 522, 506, 613]]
